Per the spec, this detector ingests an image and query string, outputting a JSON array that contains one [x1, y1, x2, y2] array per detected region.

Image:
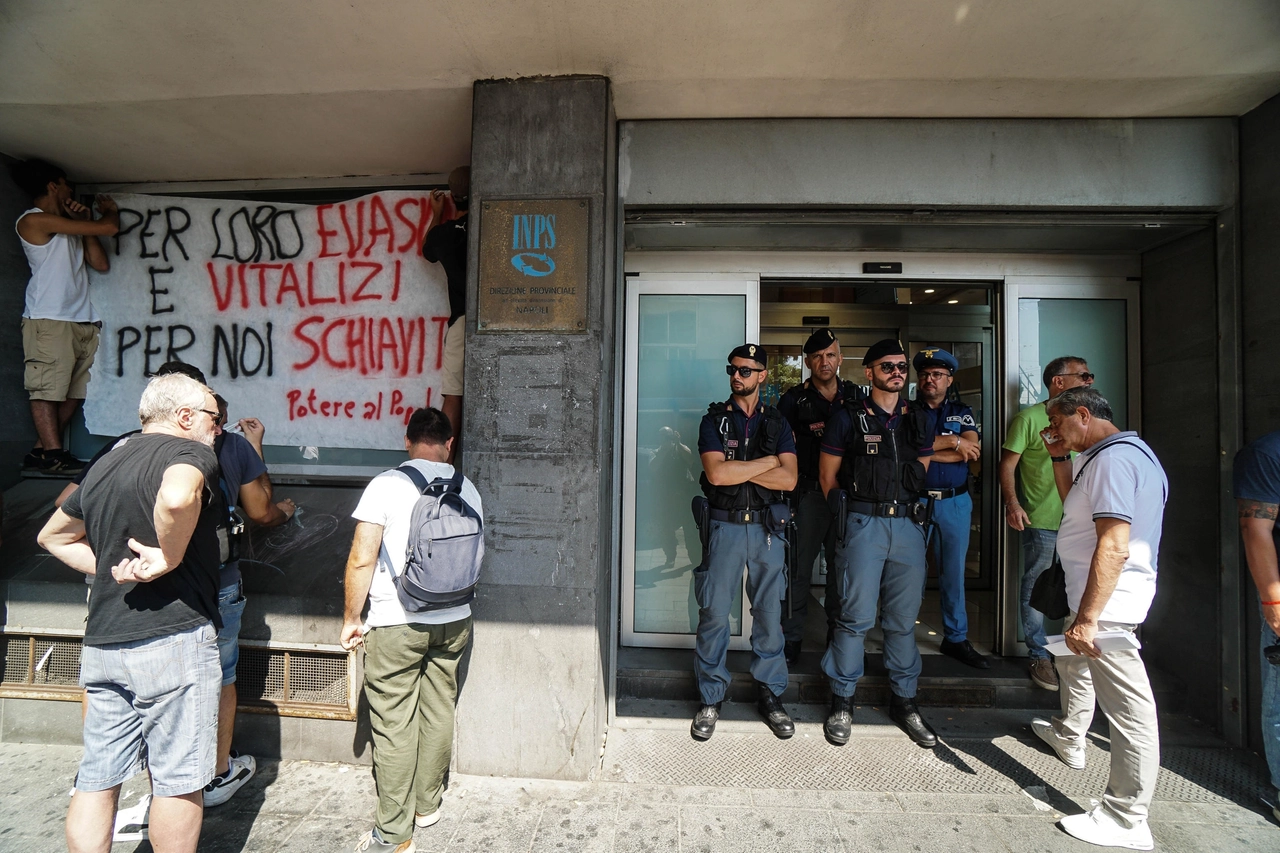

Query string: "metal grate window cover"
[[236, 645, 356, 719], [1, 635, 84, 696], [1, 633, 355, 720]]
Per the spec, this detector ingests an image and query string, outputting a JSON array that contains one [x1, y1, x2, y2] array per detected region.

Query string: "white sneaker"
[[203, 753, 257, 807], [1059, 806, 1154, 850], [1031, 718, 1086, 770], [113, 793, 151, 842], [414, 809, 441, 828]]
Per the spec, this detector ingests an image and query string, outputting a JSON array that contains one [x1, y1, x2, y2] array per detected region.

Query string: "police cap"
[[802, 328, 838, 355], [913, 347, 959, 374], [862, 338, 905, 366], [728, 343, 768, 368]]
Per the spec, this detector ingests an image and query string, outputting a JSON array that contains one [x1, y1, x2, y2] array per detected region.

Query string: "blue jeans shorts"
[[217, 580, 246, 687], [77, 622, 220, 797]]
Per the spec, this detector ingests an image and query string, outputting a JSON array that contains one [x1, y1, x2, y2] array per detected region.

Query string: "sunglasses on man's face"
[[874, 361, 910, 375], [1058, 371, 1095, 382], [727, 365, 765, 378]]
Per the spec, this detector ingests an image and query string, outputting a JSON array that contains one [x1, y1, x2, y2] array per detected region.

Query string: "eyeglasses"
[[1056, 371, 1095, 382], [875, 362, 909, 375], [726, 365, 765, 377], [199, 409, 225, 426], [918, 370, 951, 381]]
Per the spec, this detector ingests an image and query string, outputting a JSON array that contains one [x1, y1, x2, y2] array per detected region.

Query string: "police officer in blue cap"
[[777, 328, 864, 664], [913, 347, 989, 669], [818, 338, 938, 748], [690, 343, 799, 740]]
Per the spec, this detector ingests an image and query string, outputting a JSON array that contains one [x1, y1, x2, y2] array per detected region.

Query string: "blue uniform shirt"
[[919, 399, 979, 490], [698, 399, 797, 459], [1233, 430, 1280, 548]]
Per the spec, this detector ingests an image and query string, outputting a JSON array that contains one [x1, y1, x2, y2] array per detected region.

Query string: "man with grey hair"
[[1030, 386, 1167, 850], [1000, 355, 1094, 691], [39, 373, 225, 853]]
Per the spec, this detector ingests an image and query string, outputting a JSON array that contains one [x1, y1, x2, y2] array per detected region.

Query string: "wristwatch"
[[1050, 455, 1070, 463]]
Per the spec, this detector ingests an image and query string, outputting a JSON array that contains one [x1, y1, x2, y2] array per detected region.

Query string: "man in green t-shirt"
[[1000, 356, 1093, 691]]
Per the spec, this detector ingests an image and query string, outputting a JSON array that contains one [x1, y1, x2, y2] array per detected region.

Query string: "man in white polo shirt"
[[1030, 386, 1167, 851]]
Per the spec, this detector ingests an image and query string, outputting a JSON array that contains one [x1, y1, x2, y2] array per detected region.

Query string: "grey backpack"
[[388, 465, 484, 612]]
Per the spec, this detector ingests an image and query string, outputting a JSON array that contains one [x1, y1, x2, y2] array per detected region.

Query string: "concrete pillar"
[[457, 76, 616, 780]]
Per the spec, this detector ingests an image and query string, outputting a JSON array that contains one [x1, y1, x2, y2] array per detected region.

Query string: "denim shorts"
[[216, 580, 246, 686], [77, 622, 220, 797]]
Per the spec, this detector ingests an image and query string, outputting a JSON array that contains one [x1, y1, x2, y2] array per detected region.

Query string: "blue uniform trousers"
[[693, 520, 788, 704], [927, 490, 973, 644], [821, 512, 927, 699]]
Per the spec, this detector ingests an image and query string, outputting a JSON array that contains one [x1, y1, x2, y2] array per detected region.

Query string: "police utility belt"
[[847, 499, 917, 519], [708, 505, 789, 529]]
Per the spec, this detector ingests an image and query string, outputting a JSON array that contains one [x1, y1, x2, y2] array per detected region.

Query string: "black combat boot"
[[889, 695, 937, 749], [824, 693, 854, 745], [756, 684, 795, 739], [690, 702, 721, 740]]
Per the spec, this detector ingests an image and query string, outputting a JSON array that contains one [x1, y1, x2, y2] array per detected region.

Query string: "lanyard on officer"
[[860, 397, 908, 433]]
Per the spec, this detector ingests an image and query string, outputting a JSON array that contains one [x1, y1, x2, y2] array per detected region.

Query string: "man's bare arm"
[[999, 449, 1030, 530], [37, 509, 97, 575], [1064, 517, 1131, 658], [701, 451, 780, 488], [238, 473, 294, 527], [341, 521, 384, 649], [751, 452, 798, 491], [1238, 499, 1280, 635]]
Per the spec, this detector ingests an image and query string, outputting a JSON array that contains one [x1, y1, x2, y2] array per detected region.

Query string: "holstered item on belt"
[[691, 496, 710, 565], [915, 496, 936, 545], [217, 509, 247, 565], [828, 489, 849, 545], [784, 498, 798, 620]]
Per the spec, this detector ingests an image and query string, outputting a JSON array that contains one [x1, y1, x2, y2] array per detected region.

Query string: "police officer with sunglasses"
[[690, 344, 798, 741], [817, 339, 939, 748]]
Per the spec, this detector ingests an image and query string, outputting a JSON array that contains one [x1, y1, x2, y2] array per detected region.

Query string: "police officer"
[[913, 348, 989, 669], [691, 344, 799, 741], [777, 329, 864, 664], [818, 339, 938, 748]]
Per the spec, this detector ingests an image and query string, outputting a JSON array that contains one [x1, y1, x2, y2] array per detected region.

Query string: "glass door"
[[999, 280, 1141, 656], [621, 276, 760, 648]]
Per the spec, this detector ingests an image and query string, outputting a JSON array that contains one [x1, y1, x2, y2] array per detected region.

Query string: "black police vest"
[[791, 379, 863, 479], [836, 396, 928, 504], [699, 401, 787, 511]]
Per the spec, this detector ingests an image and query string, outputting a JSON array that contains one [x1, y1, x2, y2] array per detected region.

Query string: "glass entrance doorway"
[[759, 281, 998, 656], [618, 269, 1141, 661]]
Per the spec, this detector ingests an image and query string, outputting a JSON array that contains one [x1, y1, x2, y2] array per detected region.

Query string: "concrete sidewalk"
[[0, 707, 1275, 852]]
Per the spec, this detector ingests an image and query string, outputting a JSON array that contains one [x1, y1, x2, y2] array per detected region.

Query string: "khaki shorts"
[[441, 316, 465, 397], [22, 318, 100, 402]]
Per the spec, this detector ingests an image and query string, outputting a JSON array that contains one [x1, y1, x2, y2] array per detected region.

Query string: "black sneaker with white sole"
[[203, 753, 256, 807]]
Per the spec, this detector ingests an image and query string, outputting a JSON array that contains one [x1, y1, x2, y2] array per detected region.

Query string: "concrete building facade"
[[2, 3, 1280, 783]]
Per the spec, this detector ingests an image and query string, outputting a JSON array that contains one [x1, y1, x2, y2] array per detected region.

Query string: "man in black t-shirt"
[[39, 372, 224, 853], [422, 165, 469, 464]]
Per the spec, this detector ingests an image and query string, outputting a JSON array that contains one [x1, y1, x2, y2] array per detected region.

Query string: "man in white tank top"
[[10, 158, 119, 474]]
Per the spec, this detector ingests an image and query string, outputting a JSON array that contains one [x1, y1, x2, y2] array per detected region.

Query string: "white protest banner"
[[83, 191, 457, 450]]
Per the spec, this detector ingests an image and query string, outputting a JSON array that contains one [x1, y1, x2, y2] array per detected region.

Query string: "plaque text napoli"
[[476, 199, 589, 332]]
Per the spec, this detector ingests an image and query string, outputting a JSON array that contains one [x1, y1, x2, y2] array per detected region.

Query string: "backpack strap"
[[1072, 439, 1166, 501], [397, 463, 431, 494]]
